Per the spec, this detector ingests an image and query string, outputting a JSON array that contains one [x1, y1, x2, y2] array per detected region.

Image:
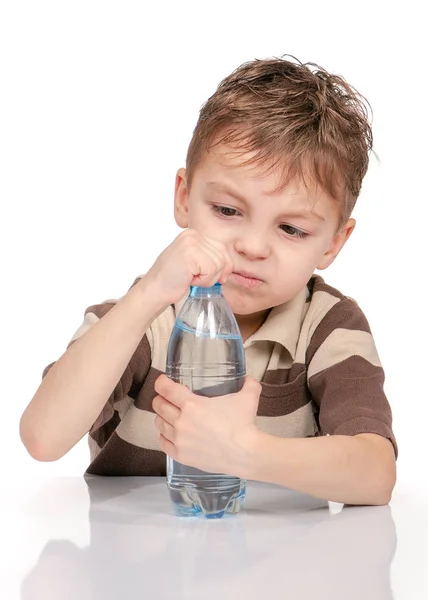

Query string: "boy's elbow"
[[368, 459, 396, 506], [356, 434, 397, 505], [377, 467, 396, 505], [371, 480, 394, 506], [367, 464, 396, 506], [26, 443, 62, 463], [19, 417, 63, 462]]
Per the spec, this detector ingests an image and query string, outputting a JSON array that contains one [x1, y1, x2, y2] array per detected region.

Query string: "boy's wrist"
[[235, 426, 269, 481], [134, 273, 176, 309], [123, 277, 169, 331]]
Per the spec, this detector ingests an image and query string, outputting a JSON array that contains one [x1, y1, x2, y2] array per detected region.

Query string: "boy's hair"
[[186, 55, 374, 227]]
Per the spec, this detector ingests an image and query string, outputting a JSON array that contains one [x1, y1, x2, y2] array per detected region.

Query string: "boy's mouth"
[[230, 271, 263, 289]]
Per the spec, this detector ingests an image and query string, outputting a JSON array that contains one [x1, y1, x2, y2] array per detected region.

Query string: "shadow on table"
[[20, 476, 397, 600]]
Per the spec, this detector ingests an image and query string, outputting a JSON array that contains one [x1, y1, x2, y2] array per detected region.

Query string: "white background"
[[0, 1, 426, 487]]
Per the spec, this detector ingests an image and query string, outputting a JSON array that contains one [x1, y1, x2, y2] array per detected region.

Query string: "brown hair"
[[185, 55, 375, 227]]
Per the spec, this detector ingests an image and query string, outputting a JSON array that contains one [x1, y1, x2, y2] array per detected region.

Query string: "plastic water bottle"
[[165, 283, 247, 519]]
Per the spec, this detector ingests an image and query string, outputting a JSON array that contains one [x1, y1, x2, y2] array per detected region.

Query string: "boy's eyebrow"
[[206, 181, 249, 204], [205, 181, 326, 222]]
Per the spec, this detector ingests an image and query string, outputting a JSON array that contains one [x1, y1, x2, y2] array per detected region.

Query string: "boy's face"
[[174, 144, 355, 327]]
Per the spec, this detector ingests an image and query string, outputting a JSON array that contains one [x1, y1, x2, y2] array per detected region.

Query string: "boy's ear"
[[174, 168, 189, 228], [317, 218, 356, 270]]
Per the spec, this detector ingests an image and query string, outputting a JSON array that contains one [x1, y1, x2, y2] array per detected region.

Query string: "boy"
[[20, 55, 397, 505]]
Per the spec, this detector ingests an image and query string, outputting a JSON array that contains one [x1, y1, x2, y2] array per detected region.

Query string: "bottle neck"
[[189, 282, 222, 298]]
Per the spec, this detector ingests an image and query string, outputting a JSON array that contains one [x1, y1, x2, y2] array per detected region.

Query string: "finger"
[[188, 251, 223, 288], [235, 377, 262, 416], [189, 235, 229, 285], [152, 395, 181, 425], [159, 433, 176, 459], [154, 415, 175, 442], [154, 374, 189, 409], [204, 239, 234, 284], [203, 235, 229, 256], [195, 246, 226, 285], [203, 238, 234, 279], [212, 376, 261, 402], [242, 376, 262, 397], [219, 252, 234, 283]]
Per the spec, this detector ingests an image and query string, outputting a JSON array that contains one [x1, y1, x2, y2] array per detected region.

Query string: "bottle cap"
[[189, 282, 222, 297]]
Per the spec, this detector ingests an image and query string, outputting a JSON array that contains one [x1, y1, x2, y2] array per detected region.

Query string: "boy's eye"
[[280, 224, 308, 239], [212, 206, 308, 239], [212, 205, 238, 217]]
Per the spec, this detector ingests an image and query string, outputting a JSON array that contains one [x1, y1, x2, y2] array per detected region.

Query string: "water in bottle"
[[165, 283, 246, 519]]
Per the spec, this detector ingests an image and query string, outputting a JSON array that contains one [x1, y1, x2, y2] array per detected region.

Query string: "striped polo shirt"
[[43, 274, 397, 475]]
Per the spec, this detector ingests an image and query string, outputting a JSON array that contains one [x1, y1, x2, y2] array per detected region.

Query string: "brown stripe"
[[308, 354, 397, 457], [128, 334, 152, 391], [308, 275, 345, 300], [134, 366, 163, 412], [257, 393, 313, 418], [89, 410, 121, 449], [135, 364, 311, 419], [86, 432, 167, 476], [263, 362, 306, 386], [258, 365, 311, 417], [88, 334, 152, 432], [306, 298, 372, 365]]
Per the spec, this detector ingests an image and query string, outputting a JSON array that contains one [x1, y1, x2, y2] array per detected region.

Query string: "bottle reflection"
[[21, 478, 397, 600]]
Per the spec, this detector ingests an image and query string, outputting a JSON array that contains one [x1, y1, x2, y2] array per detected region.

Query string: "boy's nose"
[[234, 231, 271, 260]]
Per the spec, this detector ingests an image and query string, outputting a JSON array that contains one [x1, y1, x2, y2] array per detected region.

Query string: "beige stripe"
[[245, 341, 294, 381], [70, 312, 100, 342], [116, 405, 161, 451], [256, 403, 318, 438], [295, 291, 341, 364], [245, 341, 273, 380], [308, 328, 381, 379], [114, 394, 134, 420]]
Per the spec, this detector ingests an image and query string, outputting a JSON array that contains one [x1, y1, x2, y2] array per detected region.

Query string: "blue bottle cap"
[[189, 282, 222, 297]]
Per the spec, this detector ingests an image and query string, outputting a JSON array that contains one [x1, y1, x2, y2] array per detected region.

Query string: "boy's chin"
[[223, 289, 268, 317]]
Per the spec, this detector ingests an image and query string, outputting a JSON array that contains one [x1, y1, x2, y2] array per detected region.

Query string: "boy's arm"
[[243, 430, 396, 505], [19, 276, 167, 462], [20, 229, 234, 463], [154, 372, 396, 506], [244, 297, 397, 505]]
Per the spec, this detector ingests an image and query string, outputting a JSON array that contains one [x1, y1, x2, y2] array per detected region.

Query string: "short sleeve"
[[306, 298, 398, 458], [42, 298, 152, 435]]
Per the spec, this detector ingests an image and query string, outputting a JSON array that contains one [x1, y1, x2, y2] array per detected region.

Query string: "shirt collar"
[[243, 285, 309, 358]]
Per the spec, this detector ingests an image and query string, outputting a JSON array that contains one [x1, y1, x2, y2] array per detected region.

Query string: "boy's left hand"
[[152, 374, 262, 476]]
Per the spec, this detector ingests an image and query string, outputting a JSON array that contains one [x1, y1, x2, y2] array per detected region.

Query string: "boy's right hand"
[[142, 229, 234, 305]]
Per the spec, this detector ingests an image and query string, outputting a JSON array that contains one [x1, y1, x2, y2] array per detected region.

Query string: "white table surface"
[[2, 476, 427, 599]]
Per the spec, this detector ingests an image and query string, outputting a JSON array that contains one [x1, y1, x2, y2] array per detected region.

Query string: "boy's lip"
[[233, 270, 263, 281], [230, 271, 264, 289]]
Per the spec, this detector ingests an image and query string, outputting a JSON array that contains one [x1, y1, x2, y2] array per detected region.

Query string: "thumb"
[[241, 376, 262, 398], [239, 377, 262, 419]]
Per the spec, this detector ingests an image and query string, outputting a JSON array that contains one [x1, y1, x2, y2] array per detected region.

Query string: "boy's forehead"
[[196, 143, 327, 203]]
